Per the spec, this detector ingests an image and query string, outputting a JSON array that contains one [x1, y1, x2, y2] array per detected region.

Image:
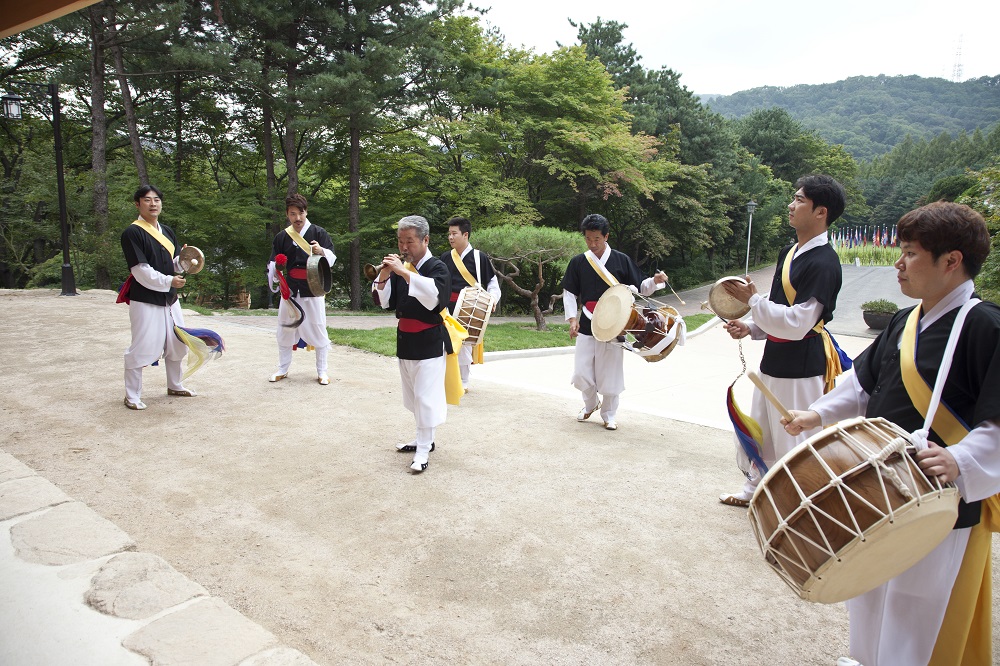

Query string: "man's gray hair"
[[397, 215, 430, 239]]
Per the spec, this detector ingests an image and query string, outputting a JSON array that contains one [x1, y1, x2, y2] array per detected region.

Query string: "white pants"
[[738, 373, 825, 496], [123, 300, 188, 401], [458, 342, 473, 388], [275, 295, 330, 375], [572, 334, 624, 422], [399, 355, 447, 461], [846, 528, 970, 665]]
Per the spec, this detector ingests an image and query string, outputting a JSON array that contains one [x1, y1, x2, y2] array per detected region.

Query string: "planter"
[[863, 311, 893, 330]]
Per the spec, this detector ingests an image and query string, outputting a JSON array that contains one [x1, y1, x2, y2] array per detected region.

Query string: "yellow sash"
[[780, 244, 842, 393], [451, 249, 487, 363], [132, 219, 174, 257], [451, 248, 477, 286], [404, 261, 468, 405], [585, 251, 618, 288], [899, 306, 971, 445], [284, 225, 312, 256], [898, 303, 997, 665]]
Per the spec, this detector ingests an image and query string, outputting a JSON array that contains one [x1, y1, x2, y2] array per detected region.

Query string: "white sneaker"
[[409, 460, 428, 474], [317, 375, 329, 385], [268, 372, 287, 382], [604, 420, 618, 431], [836, 658, 862, 666]]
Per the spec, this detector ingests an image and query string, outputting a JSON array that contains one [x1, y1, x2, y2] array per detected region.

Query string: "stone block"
[[86, 551, 207, 620], [239, 647, 321, 666], [0, 450, 34, 484], [0, 476, 71, 521], [123, 597, 277, 666], [10, 501, 136, 565]]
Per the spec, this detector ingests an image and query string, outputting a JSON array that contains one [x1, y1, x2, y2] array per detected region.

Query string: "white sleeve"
[[949, 419, 1000, 503], [808, 368, 869, 424], [639, 276, 661, 296], [267, 261, 279, 292], [323, 247, 336, 266], [487, 275, 501, 303], [131, 263, 173, 292], [373, 279, 392, 309], [563, 290, 579, 321], [407, 273, 442, 311], [749, 293, 824, 339]]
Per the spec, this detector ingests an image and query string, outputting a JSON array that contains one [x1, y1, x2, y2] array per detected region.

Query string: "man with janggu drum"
[[561, 213, 669, 432], [783, 202, 1000, 666]]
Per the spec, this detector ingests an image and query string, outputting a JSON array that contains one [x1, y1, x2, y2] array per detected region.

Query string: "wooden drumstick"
[[748, 371, 793, 421]]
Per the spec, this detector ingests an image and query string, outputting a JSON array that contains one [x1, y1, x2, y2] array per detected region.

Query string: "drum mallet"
[[748, 371, 793, 422]]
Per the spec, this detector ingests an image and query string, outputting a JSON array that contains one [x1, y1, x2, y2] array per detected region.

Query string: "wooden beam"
[[0, 0, 101, 39]]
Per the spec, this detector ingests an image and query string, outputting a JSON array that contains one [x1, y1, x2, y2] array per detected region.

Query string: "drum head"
[[178, 246, 205, 275], [306, 255, 332, 296], [591, 284, 635, 342], [707, 276, 750, 320]]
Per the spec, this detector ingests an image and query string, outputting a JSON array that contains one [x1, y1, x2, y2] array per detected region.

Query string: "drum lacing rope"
[[869, 436, 915, 502]]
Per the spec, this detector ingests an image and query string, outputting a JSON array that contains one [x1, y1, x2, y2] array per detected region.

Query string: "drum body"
[[306, 255, 332, 296], [703, 276, 750, 320], [178, 246, 205, 275], [748, 417, 960, 604], [591, 284, 681, 363], [454, 286, 494, 346]]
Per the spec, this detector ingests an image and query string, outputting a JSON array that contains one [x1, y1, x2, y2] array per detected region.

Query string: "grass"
[[328, 315, 713, 357]]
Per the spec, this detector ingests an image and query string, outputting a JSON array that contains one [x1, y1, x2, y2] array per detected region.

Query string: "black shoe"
[[396, 441, 434, 453]]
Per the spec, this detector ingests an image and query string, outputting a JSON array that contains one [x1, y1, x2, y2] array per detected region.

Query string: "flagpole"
[[744, 200, 757, 276]]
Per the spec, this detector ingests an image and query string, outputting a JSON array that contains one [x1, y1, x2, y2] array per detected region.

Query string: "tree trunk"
[[107, 9, 148, 185], [281, 26, 299, 197], [173, 74, 183, 183], [348, 118, 362, 310], [89, 4, 112, 289]]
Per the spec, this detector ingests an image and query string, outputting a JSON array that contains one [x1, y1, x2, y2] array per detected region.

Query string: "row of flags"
[[831, 225, 898, 249]]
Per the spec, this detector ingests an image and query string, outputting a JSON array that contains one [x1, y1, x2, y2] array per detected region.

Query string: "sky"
[[472, 0, 998, 95]]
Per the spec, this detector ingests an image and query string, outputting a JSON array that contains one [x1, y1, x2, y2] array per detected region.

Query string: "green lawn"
[[329, 314, 714, 356]]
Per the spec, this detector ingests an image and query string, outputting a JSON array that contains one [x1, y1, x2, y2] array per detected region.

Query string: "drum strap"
[[451, 248, 479, 287], [582, 251, 619, 320], [585, 251, 619, 288], [899, 301, 977, 447], [284, 225, 312, 256], [780, 243, 846, 393], [131, 219, 174, 256]]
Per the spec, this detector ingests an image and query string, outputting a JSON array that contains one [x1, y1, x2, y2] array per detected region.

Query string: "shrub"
[[861, 299, 899, 314]]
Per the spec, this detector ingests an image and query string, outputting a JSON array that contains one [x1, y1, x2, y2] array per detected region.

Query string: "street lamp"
[[1, 82, 77, 295], [744, 199, 758, 276]]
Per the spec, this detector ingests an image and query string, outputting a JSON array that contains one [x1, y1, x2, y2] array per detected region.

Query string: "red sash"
[[398, 318, 440, 333], [288, 268, 307, 280], [116, 275, 134, 304]]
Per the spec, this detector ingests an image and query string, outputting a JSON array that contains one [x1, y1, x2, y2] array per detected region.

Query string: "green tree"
[[475, 225, 585, 330]]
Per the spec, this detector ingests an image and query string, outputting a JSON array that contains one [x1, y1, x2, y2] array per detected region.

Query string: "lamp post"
[[1, 82, 77, 295], [743, 199, 758, 276]]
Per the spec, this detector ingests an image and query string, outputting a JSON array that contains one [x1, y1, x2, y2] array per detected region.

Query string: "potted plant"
[[861, 299, 899, 330]]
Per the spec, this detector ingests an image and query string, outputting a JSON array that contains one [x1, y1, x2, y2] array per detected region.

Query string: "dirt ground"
[[1, 288, 997, 665]]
